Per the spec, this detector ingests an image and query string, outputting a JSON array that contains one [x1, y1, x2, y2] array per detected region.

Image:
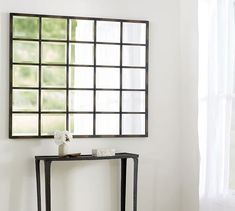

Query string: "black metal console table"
[[35, 153, 139, 211]]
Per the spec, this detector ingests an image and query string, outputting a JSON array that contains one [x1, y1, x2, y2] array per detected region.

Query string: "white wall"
[[0, 0, 184, 211], [180, 0, 199, 211]]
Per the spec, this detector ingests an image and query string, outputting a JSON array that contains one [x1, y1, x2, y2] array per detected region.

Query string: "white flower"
[[54, 130, 73, 145], [54, 130, 65, 145], [64, 131, 73, 142]]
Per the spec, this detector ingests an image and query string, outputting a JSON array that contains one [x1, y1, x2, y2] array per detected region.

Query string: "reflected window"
[[10, 13, 149, 138]]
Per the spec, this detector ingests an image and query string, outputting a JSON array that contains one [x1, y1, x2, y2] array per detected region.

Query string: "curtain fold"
[[198, 0, 235, 210]]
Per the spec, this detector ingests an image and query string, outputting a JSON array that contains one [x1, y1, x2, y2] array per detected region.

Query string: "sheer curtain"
[[198, 0, 235, 210]]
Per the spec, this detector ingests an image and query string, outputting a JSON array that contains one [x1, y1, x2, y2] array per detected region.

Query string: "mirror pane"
[[96, 114, 119, 135], [122, 68, 145, 89], [122, 91, 145, 112], [97, 21, 120, 43], [13, 65, 38, 87], [122, 114, 145, 135], [96, 44, 120, 65], [42, 42, 66, 64], [41, 114, 66, 135], [13, 89, 38, 111], [42, 18, 67, 40], [69, 90, 93, 111], [69, 67, 94, 88], [123, 46, 145, 67], [42, 66, 66, 87], [13, 41, 39, 63], [69, 43, 93, 65], [12, 114, 38, 136], [96, 68, 120, 88], [13, 16, 39, 39], [96, 91, 119, 112], [123, 22, 146, 44], [70, 19, 94, 41], [41, 90, 66, 111], [69, 114, 93, 135]]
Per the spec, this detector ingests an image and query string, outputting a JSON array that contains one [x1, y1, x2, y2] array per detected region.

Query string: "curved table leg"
[[45, 160, 52, 211], [121, 158, 127, 211], [133, 158, 138, 211], [35, 159, 41, 211]]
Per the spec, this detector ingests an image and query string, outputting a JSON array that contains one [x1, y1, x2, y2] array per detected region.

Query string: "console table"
[[35, 153, 139, 211]]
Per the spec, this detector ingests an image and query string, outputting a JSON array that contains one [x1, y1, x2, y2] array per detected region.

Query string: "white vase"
[[58, 143, 69, 156]]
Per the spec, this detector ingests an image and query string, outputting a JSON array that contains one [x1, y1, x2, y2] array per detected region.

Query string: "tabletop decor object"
[[92, 148, 116, 156], [60, 152, 81, 157], [54, 130, 73, 156]]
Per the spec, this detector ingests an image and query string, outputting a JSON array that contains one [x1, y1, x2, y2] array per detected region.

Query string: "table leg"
[[35, 159, 41, 211], [44, 160, 52, 211], [133, 158, 138, 211], [121, 158, 127, 211]]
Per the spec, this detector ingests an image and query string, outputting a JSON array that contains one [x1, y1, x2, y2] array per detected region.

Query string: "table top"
[[35, 153, 139, 161]]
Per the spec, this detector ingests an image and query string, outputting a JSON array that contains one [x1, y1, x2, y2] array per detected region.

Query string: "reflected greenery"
[[42, 90, 66, 111], [13, 16, 39, 39], [13, 16, 69, 135], [13, 41, 39, 63], [69, 43, 93, 65], [13, 65, 38, 87], [13, 90, 38, 111], [42, 42, 66, 64], [42, 66, 66, 87], [70, 19, 94, 41], [42, 18, 67, 40]]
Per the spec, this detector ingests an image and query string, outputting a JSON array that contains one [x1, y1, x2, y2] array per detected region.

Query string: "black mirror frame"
[[9, 13, 149, 139]]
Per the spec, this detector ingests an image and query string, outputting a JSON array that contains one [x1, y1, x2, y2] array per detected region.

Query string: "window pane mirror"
[[9, 13, 149, 138]]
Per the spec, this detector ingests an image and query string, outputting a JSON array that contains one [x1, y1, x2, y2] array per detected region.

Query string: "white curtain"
[[198, 0, 235, 210]]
